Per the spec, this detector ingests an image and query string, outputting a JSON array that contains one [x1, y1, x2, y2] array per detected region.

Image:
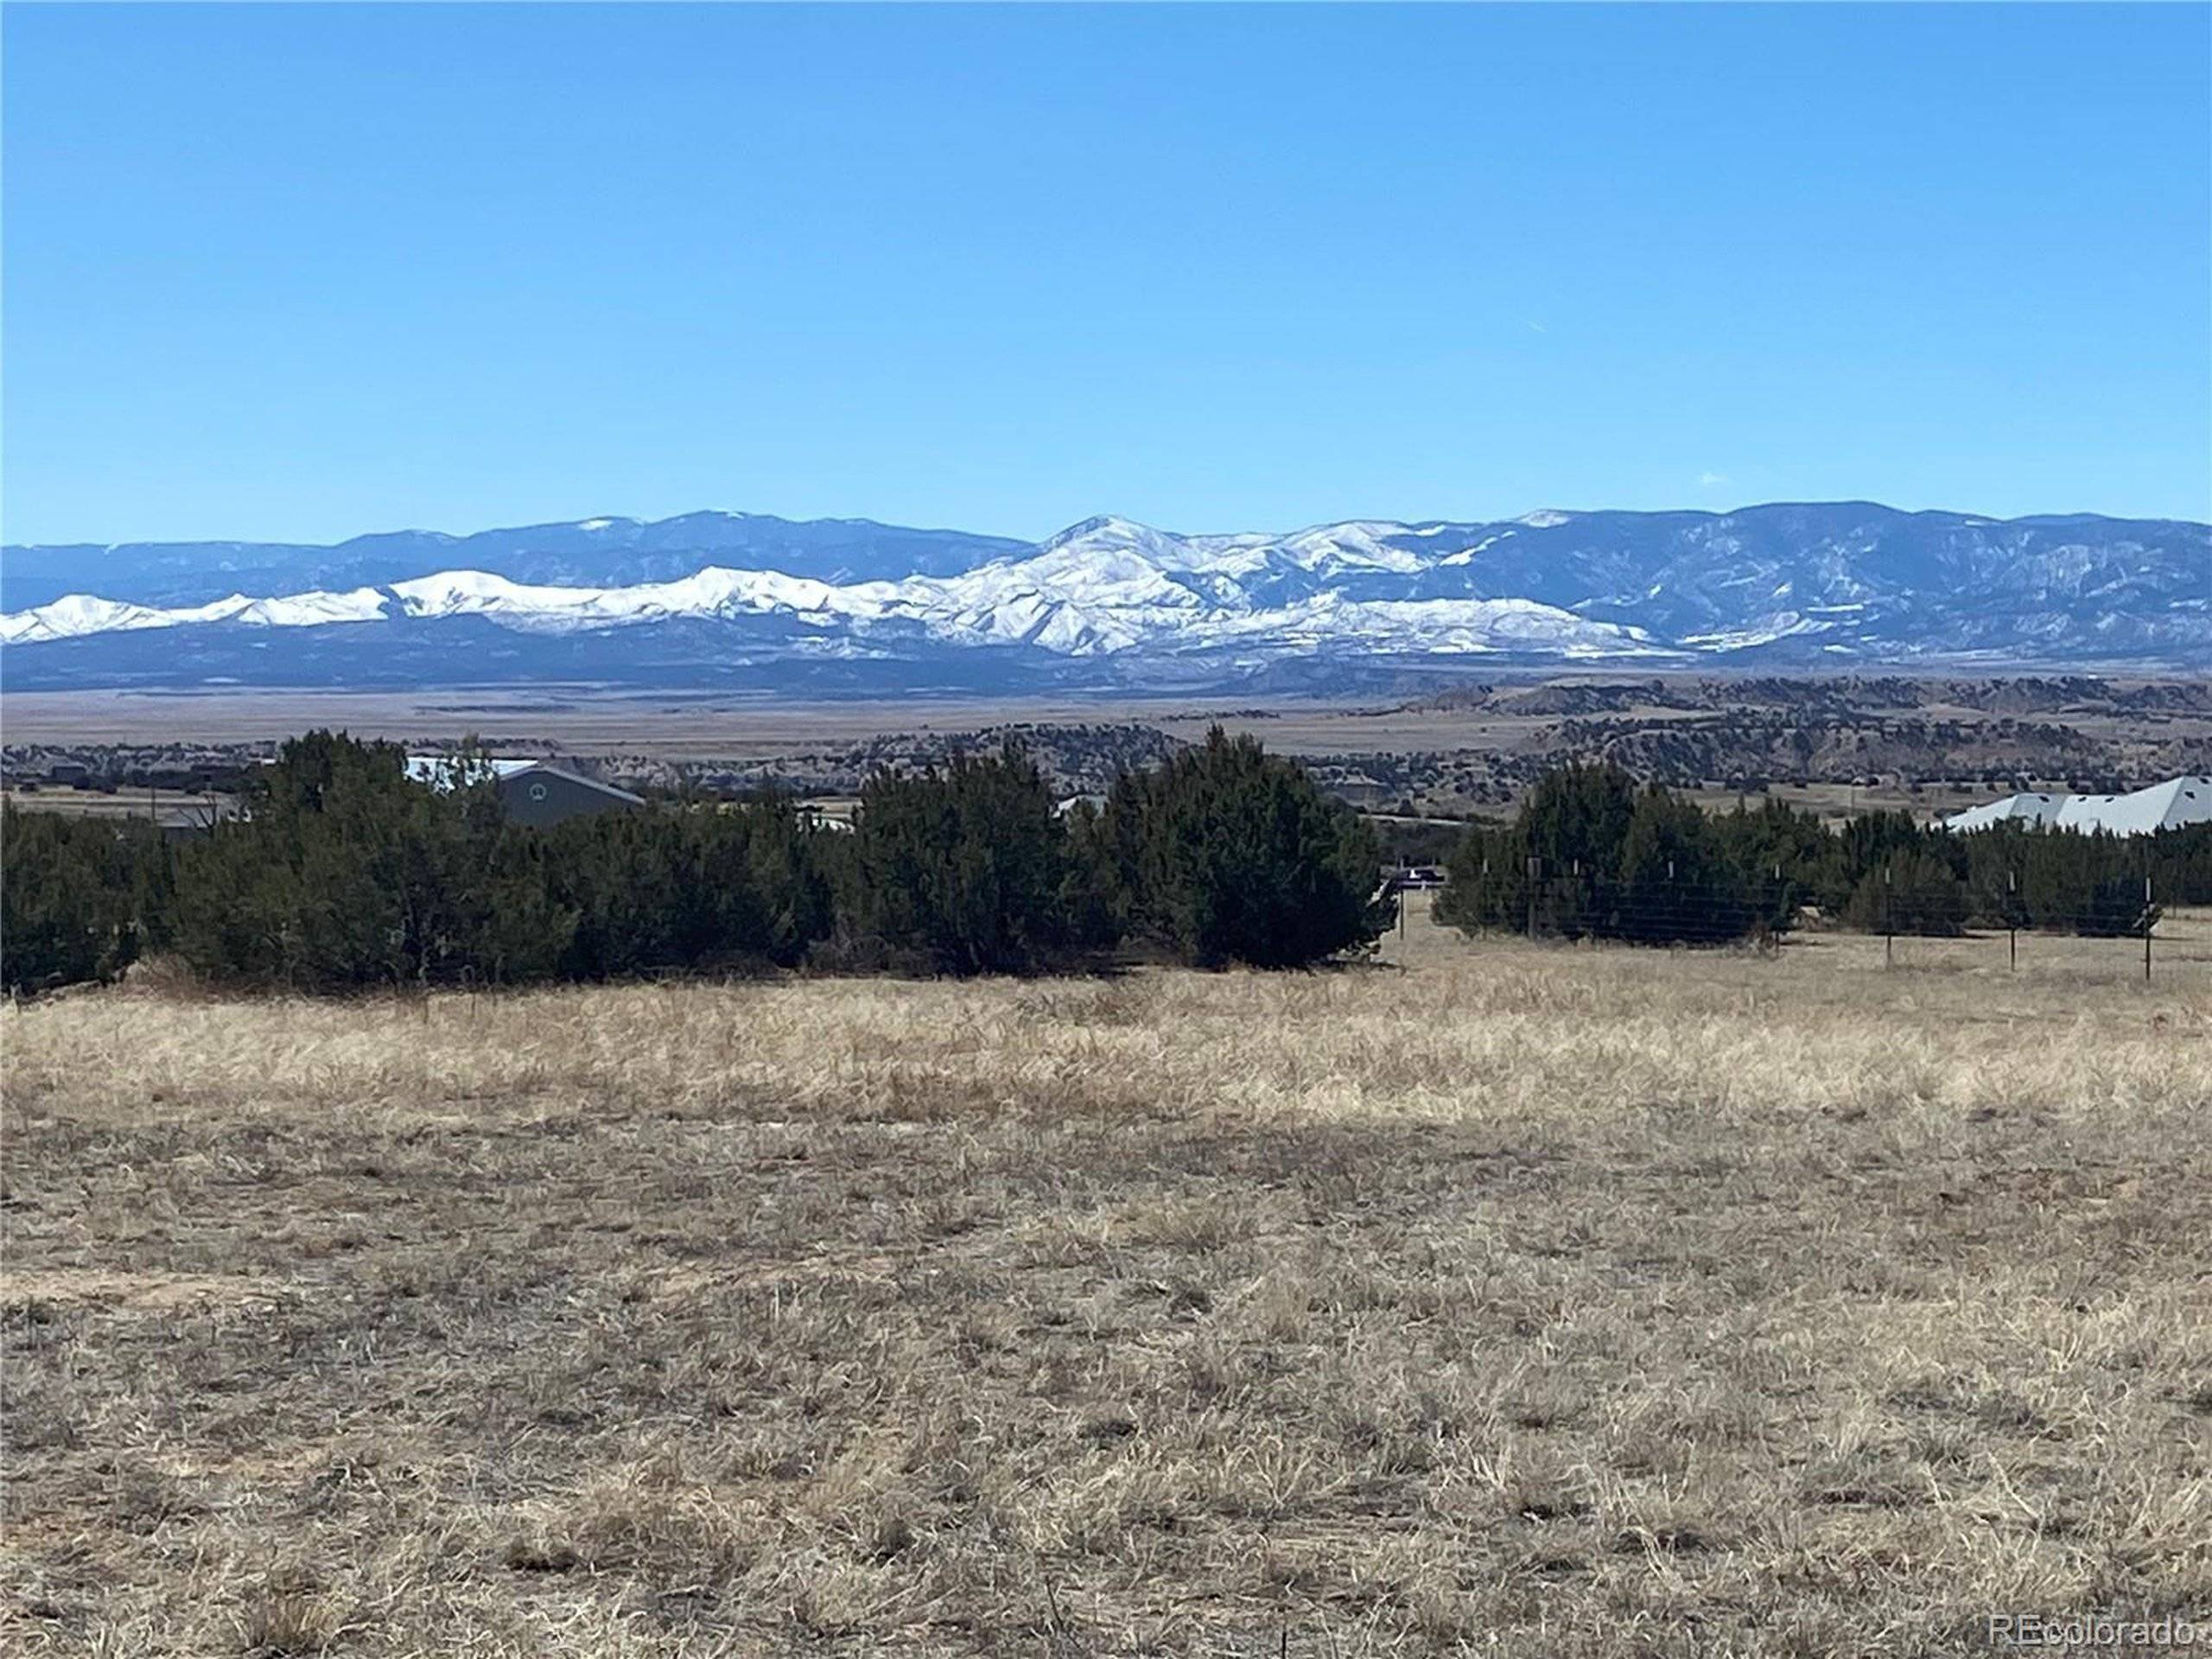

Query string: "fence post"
[[1527, 855, 1541, 940], [2145, 874, 2153, 984], [1884, 861, 1894, 969], [2008, 870, 2017, 972]]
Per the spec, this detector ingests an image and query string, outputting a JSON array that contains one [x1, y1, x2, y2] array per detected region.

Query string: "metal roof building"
[[1942, 776, 2212, 838], [404, 755, 645, 827], [1940, 791, 2070, 833]]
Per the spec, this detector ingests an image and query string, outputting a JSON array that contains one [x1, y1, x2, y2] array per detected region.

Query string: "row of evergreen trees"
[[1, 728, 1394, 995], [1438, 764, 2212, 944], [10, 743, 2207, 994], [1438, 766, 1796, 944]]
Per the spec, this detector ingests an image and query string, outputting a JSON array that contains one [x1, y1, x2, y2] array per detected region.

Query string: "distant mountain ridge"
[[0, 511, 1027, 612], [3, 502, 2206, 690]]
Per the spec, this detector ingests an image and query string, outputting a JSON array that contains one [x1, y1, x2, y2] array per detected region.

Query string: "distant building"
[[157, 798, 241, 841], [1941, 776, 2212, 838], [2052, 776, 2212, 836], [404, 755, 644, 827], [1939, 791, 2069, 833]]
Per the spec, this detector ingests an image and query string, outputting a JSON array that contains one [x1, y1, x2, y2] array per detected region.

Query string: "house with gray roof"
[[404, 755, 644, 827]]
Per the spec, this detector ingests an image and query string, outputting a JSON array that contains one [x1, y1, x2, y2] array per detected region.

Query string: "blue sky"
[[4, 3, 2208, 545]]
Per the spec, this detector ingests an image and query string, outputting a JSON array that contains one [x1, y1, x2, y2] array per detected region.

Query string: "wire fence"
[[1384, 871, 2210, 985]]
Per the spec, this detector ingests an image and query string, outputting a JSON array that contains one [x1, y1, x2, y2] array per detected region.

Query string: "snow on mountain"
[[0, 524, 1658, 661], [1272, 523, 1430, 575], [386, 567, 887, 632], [1678, 612, 1834, 652], [0, 586, 388, 645], [234, 588, 391, 630], [0, 594, 170, 645], [1191, 594, 1654, 658], [3, 505, 2206, 685]]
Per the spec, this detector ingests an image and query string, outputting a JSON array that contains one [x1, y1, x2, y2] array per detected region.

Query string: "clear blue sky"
[[4, 3, 2208, 546]]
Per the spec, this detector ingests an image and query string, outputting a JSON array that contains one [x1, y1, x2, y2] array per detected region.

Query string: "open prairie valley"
[[9, 675, 2211, 827]]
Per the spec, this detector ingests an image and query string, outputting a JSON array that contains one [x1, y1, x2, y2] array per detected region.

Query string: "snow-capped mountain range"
[[3, 504, 2205, 690]]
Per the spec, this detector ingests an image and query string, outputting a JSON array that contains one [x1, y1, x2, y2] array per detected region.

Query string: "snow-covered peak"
[[1031, 514, 1445, 584], [387, 566, 892, 632], [0, 587, 387, 645], [1274, 522, 1428, 574], [1034, 514, 1193, 563], [1040, 512, 1146, 545], [7, 503, 2204, 671], [0, 548, 1679, 662]]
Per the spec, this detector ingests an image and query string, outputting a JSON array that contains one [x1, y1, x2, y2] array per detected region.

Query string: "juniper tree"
[[0, 806, 166, 994], [1103, 728, 1387, 969], [841, 742, 1105, 976]]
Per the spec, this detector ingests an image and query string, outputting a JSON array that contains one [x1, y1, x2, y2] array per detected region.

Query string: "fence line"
[[1404, 868, 2186, 981]]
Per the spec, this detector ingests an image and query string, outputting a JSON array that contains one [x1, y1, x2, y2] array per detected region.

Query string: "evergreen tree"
[[1103, 728, 1388, 968], [1438, 766, 1778, 945], [0, 807, 166, 994], [168, 733, 572, 989], [1611, 786, 1758, 944], [840, 743, 1103, 975], [1843, 853, 1967, 937], [1433, 817, 1527, 934], [543, 799, 835, 977], [1710, 797, 1831, 925], [2075, 872, 2157, 939]]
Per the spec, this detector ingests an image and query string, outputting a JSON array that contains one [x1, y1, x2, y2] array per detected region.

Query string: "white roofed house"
[[2052, 776, 2212, 836], [1941, 776, 2212, 838], [1939, 791, 2069, 833], [404, 755, 644, 827]]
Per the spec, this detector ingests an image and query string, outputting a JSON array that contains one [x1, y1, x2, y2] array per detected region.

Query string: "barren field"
[[12, 677, 2210, 829], [0, 689, 1231, 755], [4, 900, 2209, 1656], [10, 676, 2209, 763]]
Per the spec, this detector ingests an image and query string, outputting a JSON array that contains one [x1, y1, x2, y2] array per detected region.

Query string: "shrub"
[[1843, 854, 1968, 938], [1103, 728, 1388, 968], [168, 733, 572, 990], [2074, 874, 2156, 939], [543, 800, 835, 978], [1, 807, 167, 994], [1438, 766, 1781, 945], [839, 743, 1108, 976], [1609, 788, 1761, 944]]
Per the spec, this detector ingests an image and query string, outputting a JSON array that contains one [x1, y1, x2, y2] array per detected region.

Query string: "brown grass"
[[3, 897, 2208, 1655]]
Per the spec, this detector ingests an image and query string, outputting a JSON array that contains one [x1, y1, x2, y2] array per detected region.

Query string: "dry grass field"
[[4, 899, 2209, 1656]]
